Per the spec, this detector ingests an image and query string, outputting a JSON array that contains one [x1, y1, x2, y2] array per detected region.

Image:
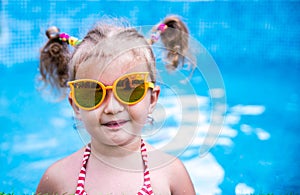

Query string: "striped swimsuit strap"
[[75, 139, 154, 195]]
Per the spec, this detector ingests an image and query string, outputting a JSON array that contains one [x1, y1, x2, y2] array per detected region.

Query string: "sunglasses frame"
[[68, 72, 154, 111]]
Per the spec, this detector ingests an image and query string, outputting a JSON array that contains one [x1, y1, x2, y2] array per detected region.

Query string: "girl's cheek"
[[80, 111, 98, 125], [128, 105, 149, 122]]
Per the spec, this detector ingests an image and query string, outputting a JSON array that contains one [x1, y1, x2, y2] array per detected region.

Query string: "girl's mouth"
[[102, 120, 128, 129]]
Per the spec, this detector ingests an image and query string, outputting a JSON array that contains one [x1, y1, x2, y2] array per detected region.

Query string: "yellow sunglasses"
[[68, 72, 154, 110]]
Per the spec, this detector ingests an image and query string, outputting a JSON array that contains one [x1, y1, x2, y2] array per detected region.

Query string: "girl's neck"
[[90, 137, 141, 157], [89, 137, 144, 171]]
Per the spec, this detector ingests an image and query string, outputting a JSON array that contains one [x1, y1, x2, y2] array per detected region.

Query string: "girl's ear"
[[148, 86, 160, 114], [68, 94, 82, 120]]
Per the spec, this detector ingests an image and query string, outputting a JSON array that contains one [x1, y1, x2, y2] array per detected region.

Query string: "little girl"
[[36, 15, 196, 195]]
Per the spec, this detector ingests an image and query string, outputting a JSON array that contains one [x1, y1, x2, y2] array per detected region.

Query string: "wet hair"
[[160, 16, 189, 70], [39, 15, 189, 94], [39, 26, 70, 90]]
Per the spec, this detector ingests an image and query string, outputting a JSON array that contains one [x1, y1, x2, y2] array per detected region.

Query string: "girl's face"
[[70, 53, 160, 147]]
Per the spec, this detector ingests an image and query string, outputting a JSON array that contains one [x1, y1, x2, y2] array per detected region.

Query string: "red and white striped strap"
[[75, 139, 154, 195]]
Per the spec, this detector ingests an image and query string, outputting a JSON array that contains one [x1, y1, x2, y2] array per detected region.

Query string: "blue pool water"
[[1, 1, 299, 194]]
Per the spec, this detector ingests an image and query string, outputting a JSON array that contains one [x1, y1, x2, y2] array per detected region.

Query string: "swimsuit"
[[75, 139, 154, 195]]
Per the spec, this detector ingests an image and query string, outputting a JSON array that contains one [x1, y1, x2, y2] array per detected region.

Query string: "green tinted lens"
[[116, 77, 146, 103], [74, 81, 103, 108]]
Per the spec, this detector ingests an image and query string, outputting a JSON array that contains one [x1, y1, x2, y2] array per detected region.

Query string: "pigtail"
[[39, 26, 71, 92], [150, 15, 189, 70]]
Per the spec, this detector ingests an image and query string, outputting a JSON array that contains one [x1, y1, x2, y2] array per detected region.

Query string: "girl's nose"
[[103, 90, 124, 114]]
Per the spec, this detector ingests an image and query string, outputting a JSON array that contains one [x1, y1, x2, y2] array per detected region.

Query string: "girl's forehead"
[[100, 63, 149, 84], [76, 55, 150, 83]]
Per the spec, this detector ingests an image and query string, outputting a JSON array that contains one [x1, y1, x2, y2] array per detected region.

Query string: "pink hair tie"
[[59, 33, 69, 42], [46, 26, 81, 47], [149, 23, 168, 44], [59, 32, 81, 46], [157, 23, 168, 32]]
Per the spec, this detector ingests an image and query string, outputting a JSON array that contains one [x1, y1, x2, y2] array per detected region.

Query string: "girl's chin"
[[102, 133, 138, 147]]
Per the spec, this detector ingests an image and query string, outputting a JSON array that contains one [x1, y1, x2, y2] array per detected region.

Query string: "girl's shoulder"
[[145, 142, 196, 194], [49, 146, 86, 174], [36, 146, 87, 194], [145, 141, 183, 170]]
